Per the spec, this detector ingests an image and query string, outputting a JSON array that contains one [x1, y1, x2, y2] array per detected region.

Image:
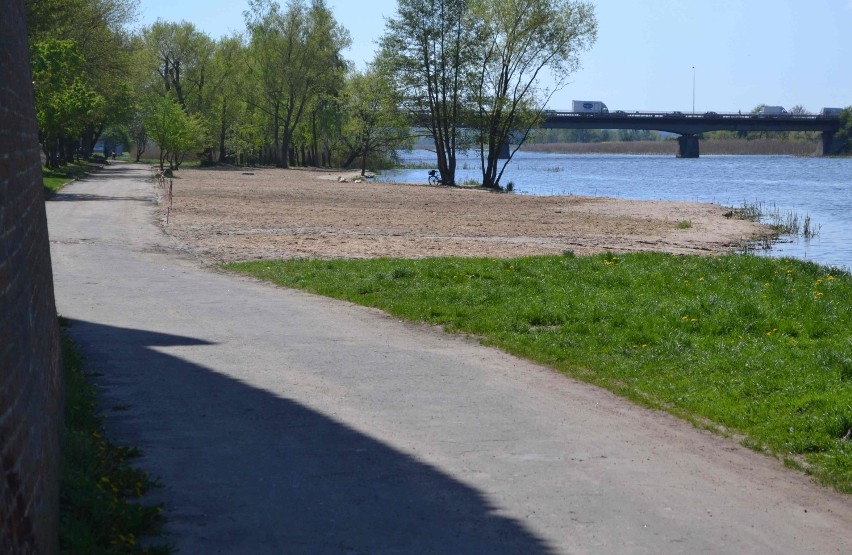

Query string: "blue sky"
[[135, 0, 852, 113]]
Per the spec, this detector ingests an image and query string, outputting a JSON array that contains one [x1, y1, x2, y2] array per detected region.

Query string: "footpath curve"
[[47, 163, 851, 554]]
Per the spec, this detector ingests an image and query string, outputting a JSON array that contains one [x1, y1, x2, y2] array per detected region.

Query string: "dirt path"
[[47, 163, 850, 553], [162, 166, 766, 262]]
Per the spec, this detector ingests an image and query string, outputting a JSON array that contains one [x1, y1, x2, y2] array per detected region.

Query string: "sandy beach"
[[159, 166, 768, 263]]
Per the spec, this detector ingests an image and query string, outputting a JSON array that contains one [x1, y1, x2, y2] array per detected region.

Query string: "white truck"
[[758, 105, 787, 116], [572, 100, 609, 114]]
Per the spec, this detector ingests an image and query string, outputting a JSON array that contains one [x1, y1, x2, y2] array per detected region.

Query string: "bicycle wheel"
[[428, 175, 440, 185]]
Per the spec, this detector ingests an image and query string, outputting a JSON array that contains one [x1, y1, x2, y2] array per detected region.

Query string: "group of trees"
[[26, 0, 598, 186], [26, 0, 135, 167], [380, 0, 597, 187], [26, 0, 415, 172], [704, 104, 820, 142], [836, 108, 852, 153], [28, 0, 848, 181]]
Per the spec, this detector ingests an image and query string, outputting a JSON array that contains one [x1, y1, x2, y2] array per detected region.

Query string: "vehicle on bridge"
[[821, 107, 843, 117], [758, 105, 788, 117], [572, 100, 609, 114]]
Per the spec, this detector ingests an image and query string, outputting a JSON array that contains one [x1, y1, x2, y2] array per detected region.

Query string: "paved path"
[[47, 163, 851, 554]]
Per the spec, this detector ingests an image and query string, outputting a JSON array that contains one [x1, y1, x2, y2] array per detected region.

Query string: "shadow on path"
[[66, 319, 554, 554], [50, 192, 152, 202]]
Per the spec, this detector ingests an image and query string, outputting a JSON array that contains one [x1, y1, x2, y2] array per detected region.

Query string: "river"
[[377, 150, 852, 271]]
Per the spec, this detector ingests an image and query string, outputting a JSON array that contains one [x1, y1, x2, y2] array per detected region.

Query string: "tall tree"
[[834, 107, 852, 154], [143, 95, 207, 170], [244, 0, 350, 168], [31, 38, 101, 167], [341, 65, 413, 175], [26, 0, 137, 163], [141, 21, 215, 113], [207, 35, 249, 163], [470, 0, 596, 189], [379, 0, 479, 185]]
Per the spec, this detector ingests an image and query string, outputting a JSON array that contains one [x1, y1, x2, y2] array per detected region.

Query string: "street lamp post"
[[692, 66, 696, 114]]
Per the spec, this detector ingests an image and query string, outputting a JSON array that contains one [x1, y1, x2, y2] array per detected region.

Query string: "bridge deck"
[[541, 112, 840, 135]]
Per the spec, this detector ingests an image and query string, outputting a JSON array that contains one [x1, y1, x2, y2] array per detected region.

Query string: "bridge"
[[536, 111, 843, 158]]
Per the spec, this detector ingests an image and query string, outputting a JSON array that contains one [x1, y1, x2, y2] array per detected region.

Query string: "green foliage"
[[529, 128, 615, 143], [27, 0, 137, 165], [60, 329, 170, 554], [141, 21, 215, 113], [227, 253, 852, 492], [42, 162, 99, 197], [380, 0, 596, 188], [470, 0, 597, 189], [143, 96, 208, 170], [32, 39, 106, 166], [379, 0, 480, 185], [341, 65, 412, 174], [835, 107, 852, 154], [244, 0, 351, 168]]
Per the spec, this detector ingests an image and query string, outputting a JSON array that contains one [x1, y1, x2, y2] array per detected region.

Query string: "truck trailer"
[[572, 100, 609, 113], [758, 106, 788, 116]]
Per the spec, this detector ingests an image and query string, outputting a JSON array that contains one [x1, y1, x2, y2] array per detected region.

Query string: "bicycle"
[[427, 169, 441, 185]]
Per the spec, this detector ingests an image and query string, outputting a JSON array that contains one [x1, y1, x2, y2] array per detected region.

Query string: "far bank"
[[522, 138, 822, 156]]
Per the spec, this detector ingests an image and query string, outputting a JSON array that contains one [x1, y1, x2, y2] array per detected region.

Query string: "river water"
[[377, 150, 852, 271]]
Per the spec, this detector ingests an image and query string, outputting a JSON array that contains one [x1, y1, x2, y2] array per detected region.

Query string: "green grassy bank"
[[226, 253, 852, 492], [43, 163, 100, 197], [60, 324, 170, 554]]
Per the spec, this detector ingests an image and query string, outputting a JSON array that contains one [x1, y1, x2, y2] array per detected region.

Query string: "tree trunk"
[[341, 147, 361, 169], [217, 99, 228, 163]]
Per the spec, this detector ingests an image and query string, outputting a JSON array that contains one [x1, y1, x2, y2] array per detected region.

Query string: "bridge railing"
[[543, 111, 837, 120]]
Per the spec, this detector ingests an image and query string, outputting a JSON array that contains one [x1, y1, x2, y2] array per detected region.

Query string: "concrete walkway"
[[47, 163, 851, 554]]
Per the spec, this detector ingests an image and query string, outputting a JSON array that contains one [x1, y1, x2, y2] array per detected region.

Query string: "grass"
[[42, 163, 100, 197], [735, 201, 820, 239], [676, 220, 693, 229], [133, 157, 202, 169], [225, 252, 852, 492], [60, 321, 171, 554]]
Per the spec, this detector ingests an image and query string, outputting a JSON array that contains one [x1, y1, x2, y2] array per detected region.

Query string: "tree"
[[128, 109, 149, 162], [786, 105, 818, 142], [244, 0, 350, 168], [381, 0, 596, 188], [205, 35, 249, 163], [341, 65, 412, 175], [143, 96, 207, 170], [141, 21, 215, 113], [31, 38, 106, 167], [470, 0, 596, 189], [26, 0, 137, 163], [835, 107, 852, 154], [379, 0, 480, 185]]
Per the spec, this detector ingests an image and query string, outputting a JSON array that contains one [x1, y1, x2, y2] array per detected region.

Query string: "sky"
[[134, 0, 852, 113]]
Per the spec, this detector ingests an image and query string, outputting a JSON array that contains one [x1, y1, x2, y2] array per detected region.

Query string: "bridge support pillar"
[[497, 141, 511, 160], [821, 131, 841, 156], [677, 134, 700, 158]]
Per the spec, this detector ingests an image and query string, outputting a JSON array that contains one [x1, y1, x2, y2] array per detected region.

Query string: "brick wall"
[[0, 1, 63, 553]]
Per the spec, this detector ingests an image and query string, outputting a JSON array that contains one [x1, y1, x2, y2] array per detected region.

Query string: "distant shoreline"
[[522, 139, 820, 157]]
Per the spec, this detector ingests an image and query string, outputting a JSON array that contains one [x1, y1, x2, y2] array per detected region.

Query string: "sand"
[[159, 166, 768, 263]]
